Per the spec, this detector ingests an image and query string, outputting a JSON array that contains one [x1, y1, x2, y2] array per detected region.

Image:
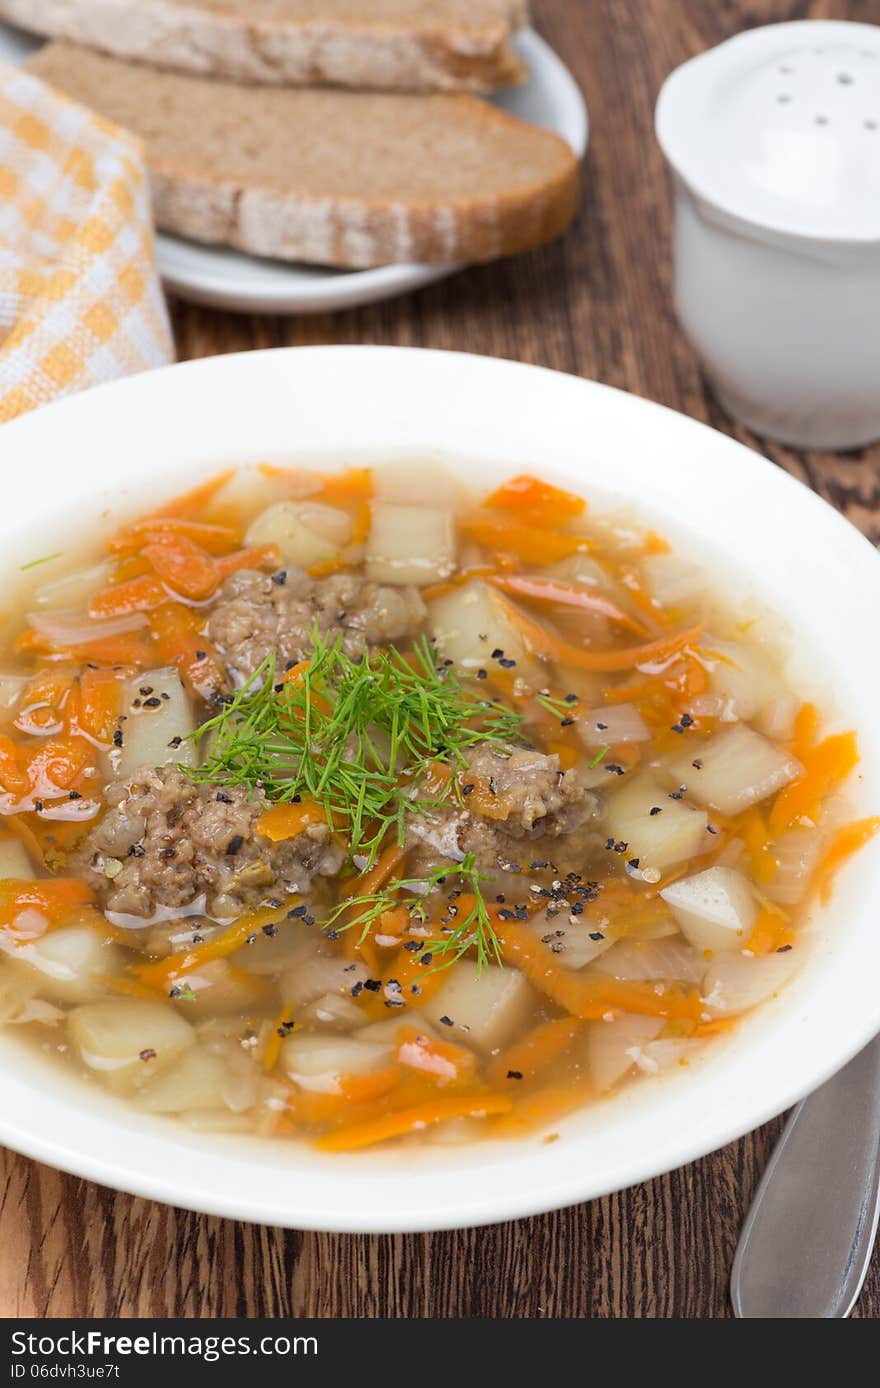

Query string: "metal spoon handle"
[[731, 1035, 880, 1318]]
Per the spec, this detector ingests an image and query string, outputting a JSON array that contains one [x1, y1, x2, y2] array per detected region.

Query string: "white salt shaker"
[[656, 20, 880, 450]]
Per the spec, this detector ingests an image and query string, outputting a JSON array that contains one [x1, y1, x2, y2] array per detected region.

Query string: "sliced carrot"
[[133, 901, 293, 989], [257, 800, 325, 842], [769, 731, 859, 834], [341, 842, 406, 903], [24, 736, 94, 795], [460, 514, 594, 566], [316, 1092, 512, 1152], [485, 474, 586, 518], [395, 1025, 477, 1086], [89, 573, 168, 619], [489, 573, 647, 634], [813, 816, 880, 904], [497, 591, 702, 673], [496, 920, 703, 1022], [338, 1065, 402, 1104], [142, 535, 219, 602], [488, 1016, 583, 1085], [71, 632, 156, 666]]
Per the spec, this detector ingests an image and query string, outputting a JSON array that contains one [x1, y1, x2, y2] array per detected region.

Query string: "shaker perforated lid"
[[656, 20, 880, 241]]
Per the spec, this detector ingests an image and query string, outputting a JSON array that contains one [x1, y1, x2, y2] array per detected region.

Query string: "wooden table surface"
[[2, 0, 879, 1321]]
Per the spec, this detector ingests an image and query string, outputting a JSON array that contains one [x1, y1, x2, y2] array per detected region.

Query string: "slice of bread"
[[27, 42, 579, 269], [2, 0, 529, 92]]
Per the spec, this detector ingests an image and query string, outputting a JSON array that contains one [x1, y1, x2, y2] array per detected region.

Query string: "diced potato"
[[704, 640, 789, 723], [33, 561, 113, 612], [68, 998, 195, 1094], [666, 724, 802, 816], [281, 1033, 393, 1093], [280, 956, 368, 1011], [529, 910, 614, 971], [366, 502, 455, 586], [641, 553, 706, 608], [702, 949, 801, 1015], [245, 500, 353, 569], [168, 960, 270, 1018], [586, 1013, 664, 1092], [603, 774, 708, 869], [10, 925, 124, 1004], [591, 937, 706, 982], [429, 579, 529, 672], [136, 1047, 227, 1114], [0, 672, 27, 712], [660, 866, 757, 953], [238, 918, 329, 976], [0, 836, 37, 881], [203, 465, 300, 522], [375, 459, 459, 506], [421, 964, 534, 1052], [114, 668, 196, 779]]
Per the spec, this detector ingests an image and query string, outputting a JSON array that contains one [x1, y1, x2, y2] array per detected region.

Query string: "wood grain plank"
[[3, 0, 879, 1320]]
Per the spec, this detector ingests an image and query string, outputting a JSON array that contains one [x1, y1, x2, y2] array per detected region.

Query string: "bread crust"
[[0, 0, 529, 92]]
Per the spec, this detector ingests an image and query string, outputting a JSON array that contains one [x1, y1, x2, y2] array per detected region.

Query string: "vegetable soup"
[[0, 463, 874, 1151]]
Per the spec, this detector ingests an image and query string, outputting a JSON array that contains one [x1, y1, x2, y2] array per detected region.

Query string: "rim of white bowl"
[[0, 346, 878, 1232]]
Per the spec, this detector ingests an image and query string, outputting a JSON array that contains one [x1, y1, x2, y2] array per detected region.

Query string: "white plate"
[[0, 23, 588, 313], [0, 347, 879, 1233]]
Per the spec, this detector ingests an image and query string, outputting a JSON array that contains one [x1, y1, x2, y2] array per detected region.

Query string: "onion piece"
[[27, 609, 147, 647], [579, 703, 650, 746], [591, 936, 706, 983], [666, 724, 802, 816], [702, 949, 801, 1014], [587, 1013, 664, 1092], [764, 828, 824, 905]]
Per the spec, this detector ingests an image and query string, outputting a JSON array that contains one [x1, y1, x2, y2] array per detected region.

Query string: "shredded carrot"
[[213, 544, 280, 582], [70, 666, 124, 745], [496, 920, 703, 1022], [263, 1004, 295, 1073], [4, 814, 45, 869], [744, 906, 792, 956], [315, 467, 373, 502], [338, 1066, 402, 1104], [395, 1025, 476, 1086], [142, 535, 219, 602], [769, 730, 859, 834], [793, 702, 820, 761], [148, 602, 226, 702], [257, 800, 325, 842], [736, 807, 776, 885], [0, 734, 28, 797], [497, 592, 702, 673], [813, 816, 880, 903], [316, 1092, 512, 1151], [488, 573, 647, 634], [0, 877, 93, 940], [89, 573, 168, 619], [341, 842, 406, 903], [153, 467, 235, 520], [484, 474, 586, 519], [489, 1016, 583, 1085], [100, 974, 166, 1001], [133, 901, 293, 988], [111, 518, 240, 555], [460, 514, 594, 566]]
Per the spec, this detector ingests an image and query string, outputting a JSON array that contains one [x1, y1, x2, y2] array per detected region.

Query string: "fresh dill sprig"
[[588, 744, 610, 769], [321, 853, 502, 973], [536, 691, 579, 720], [188, 629, 523, 865]]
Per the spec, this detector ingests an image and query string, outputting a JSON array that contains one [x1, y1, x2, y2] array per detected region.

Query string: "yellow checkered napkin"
[[0, 62, 173, 424]]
